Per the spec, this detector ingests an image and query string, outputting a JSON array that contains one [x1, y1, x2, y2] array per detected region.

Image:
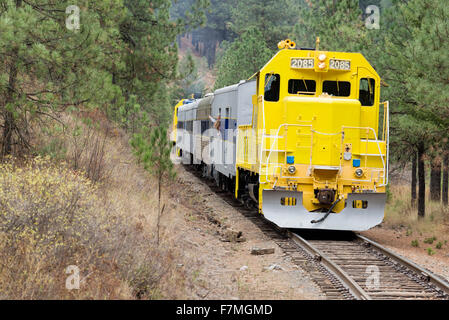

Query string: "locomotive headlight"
[[355, 168, 364, 178], [318, 62, 326, 69], [288, 165, 296, 175], [318, 53, 327, 61]]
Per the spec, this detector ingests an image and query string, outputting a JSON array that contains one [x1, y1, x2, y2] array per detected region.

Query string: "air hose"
[[311, 196, 342, 224]]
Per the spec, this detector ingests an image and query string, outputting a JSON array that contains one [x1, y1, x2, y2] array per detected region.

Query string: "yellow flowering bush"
[[0, 156, 170, 299]]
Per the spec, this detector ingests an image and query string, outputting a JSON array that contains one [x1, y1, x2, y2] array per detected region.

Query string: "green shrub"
[[424, 236, 437, 244]]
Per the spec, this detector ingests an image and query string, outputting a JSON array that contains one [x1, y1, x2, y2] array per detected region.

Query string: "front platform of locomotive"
[[257, 40, 389, 231]]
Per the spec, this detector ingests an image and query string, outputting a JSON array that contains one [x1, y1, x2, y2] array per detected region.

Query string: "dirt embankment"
[[165, 166, 449, 298], [163, 166, 324, 299]]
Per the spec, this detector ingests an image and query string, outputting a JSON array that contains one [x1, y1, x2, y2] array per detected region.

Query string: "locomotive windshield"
[[264, 73, 280, 101], [359, 78, 375, 106], [288, 79, 316, 95], [322, 80, 351, 97]]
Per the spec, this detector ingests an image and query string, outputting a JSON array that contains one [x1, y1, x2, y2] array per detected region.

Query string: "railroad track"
[[184, 166, 449, 300], [289, 231, 449, 300]]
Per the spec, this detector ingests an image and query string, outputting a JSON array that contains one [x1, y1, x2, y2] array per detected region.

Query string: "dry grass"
[[384, 183, 449, 236], [0, 110, 188, 299]]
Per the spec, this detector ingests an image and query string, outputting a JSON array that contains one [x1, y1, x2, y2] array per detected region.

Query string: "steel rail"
[[356, 234, 449, 296], [288, 230, 371, 300]]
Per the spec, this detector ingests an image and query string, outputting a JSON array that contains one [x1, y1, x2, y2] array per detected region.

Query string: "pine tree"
[[0, 0, 125, 156], [230, 0, 299, 49], [379, 0, 449, 215], [294, 0, 369, 52], [411, 152, 417, 207], [116, 0, 208, 126], [174, 0, 234, 67], [131, 125, 175, 245], [172, 51, 205, 101], [430, 157, 442, 202], [443, 153, 449, 205], [214, 28, 273, 89]]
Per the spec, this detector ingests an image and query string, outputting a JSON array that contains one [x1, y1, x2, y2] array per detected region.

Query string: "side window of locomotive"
[[264, 73, 280, 102], [322, 81, 351, 97], [359, 78, 375, 106], [288, 79, 316, 95]]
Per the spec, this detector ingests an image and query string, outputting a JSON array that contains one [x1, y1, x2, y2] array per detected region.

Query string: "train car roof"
[[214, 83, 239, 95], [214, 79, 256, 95], [178, 99, 199, 112]]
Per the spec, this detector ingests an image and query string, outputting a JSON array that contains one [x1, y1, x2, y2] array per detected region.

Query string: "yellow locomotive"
[[174, 39, 389, 231]]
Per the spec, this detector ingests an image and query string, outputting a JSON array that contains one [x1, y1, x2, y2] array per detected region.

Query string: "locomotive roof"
[[259, 48, 379, 79]]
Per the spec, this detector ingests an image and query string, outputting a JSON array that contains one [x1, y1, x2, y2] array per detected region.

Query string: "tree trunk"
[[156, 174, 161, 246], [411, 152, 417, 207], [3, 52, 19, 156], [2, 0, 21, 157], [430, 159, 441, 202], [418, 145, 426, 218], [443, 153, 449, 205]]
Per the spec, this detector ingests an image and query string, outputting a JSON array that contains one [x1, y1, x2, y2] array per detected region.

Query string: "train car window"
[[201, 120, 209, 133], [322, 81, 351, 97], [288, 79, 316, 95], [264, 73, 280, 102], [359, 78, 375, 106]]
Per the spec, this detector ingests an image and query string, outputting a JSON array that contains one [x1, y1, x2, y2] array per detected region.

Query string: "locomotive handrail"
[[340, 101, 389, 187], [263, 124, 346, 182], [310, 130, 342, 136], [261, 123, 313, 183], [341, 125, 387, 187], [383, 101, 390, 186], [262, 126, 383, 183], [260, 102, 389, 187]]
